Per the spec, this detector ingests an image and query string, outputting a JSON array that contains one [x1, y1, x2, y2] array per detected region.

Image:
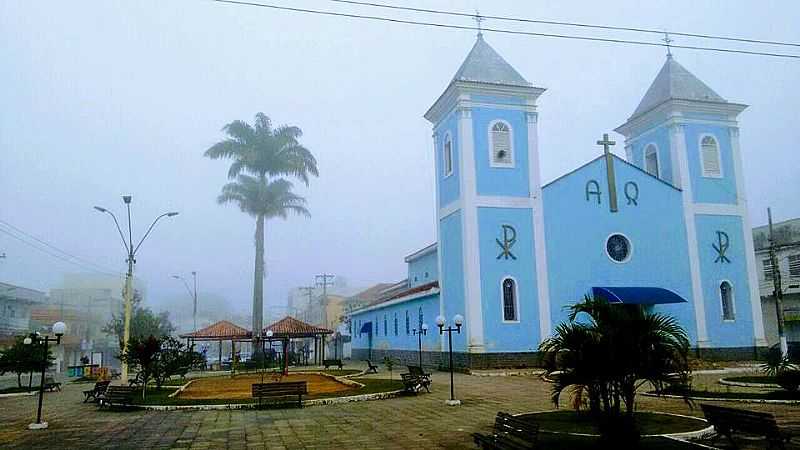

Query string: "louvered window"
[[720, 281, 735, 321], [490, 121, 513, 166], [701, 136, 721, 177], [788, 254, 800, 278], [502, 278, 517, 321], [443, 135, 453, 176], [763, 258, 775, 280], [645, 144, 659, 177]]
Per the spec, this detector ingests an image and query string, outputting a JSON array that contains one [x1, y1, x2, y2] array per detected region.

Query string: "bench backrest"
[[323, 359, 341, 364], [365, 359, 376, 367], [105, 386, 137, 401], [252, 381, 308, 397], [94, 380, 111, 391], [408, 365, 425, 377], [44, 376, 57, 384], [701, 404, 780, 434]]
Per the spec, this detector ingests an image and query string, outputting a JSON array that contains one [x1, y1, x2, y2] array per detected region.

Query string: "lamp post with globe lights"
[[24, 321, 66, 430], [412, 323, 428, 369], [94, 195, 178, 384], [436, 314, 463, 406]]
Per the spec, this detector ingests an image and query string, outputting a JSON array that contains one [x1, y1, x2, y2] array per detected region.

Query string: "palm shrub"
[[760, 344, 796, 377], [539, 296, 690, 444]]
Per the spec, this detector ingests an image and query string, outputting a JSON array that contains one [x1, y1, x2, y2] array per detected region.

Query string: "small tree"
[[102, 290, 176, 351], [119, 335, 162, 399], [0, 336, 54, 389], [382, 356, 399, 380]]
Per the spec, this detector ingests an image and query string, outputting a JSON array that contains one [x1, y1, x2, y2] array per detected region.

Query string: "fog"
[[2, 0, 798, 324]]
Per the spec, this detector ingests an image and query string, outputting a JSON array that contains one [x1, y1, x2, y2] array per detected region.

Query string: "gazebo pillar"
[[218, 339, 222, 370], [321, 335, 326, 363], [282, 338, 289, 376]]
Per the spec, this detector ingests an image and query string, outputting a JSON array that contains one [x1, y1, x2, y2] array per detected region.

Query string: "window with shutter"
[[490, 121, 513, 167], [502, 278, 517, 321], [443, 134, 453, 177], [720, 281, 735, 321], [788, 254, 800, 278], [701, 136, 722, 177], [763, 258, 775, 280], [645, 144, 659, 177]]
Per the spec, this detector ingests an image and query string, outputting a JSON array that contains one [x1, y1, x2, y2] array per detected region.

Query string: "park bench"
[[365, 360, 379, 374], [110, 369, 121, 380], [252, 381, 308, 408], [83, 380, 111, 403], [43, 376, 62, 392], [701, 404, 795, 450], [323, 359, 343, 370], [472, 411, 539, 450], [401, 365, 431, 393], [97, 385, 137, 408]]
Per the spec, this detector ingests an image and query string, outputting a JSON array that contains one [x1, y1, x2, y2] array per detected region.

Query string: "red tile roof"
[[180, 320, 250, 340], [261, 316, 333, 338], [383, 281, 439, 302]]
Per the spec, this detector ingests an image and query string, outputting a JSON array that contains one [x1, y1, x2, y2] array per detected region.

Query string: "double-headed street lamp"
[[436, 314, 463, 406], [94, 195, 178, 384], [24, 321, 66, 430], [172, 271, 198, 333], [412, 323, 429, 368]]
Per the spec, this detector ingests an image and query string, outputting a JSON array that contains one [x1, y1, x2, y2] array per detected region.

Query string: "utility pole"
[[298, 286, 314, 322], [315, 274, 335, 327], [768, 207, 788, 357]]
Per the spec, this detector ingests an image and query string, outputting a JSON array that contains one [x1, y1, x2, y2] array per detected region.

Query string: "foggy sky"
[[2, 0, 798, 319]]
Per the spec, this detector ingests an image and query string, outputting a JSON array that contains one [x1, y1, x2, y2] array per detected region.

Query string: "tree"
[[0, 336, 54, 389], [102, 289, 176, 351], [205, 113, 317, 334], [539, 296, 690, 444], [119, 335, 204, 398]]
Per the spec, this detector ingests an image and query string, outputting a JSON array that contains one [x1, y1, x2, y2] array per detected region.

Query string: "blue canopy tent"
[[591, 287, 688, 305]]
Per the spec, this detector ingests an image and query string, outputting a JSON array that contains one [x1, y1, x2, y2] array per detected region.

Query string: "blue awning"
[[591, 287, 687, 305], [359, 322, 372, 335]]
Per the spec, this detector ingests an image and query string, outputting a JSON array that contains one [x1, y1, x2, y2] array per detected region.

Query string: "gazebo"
[[259, 316, 333, 375], [180, 320, 251, 371]]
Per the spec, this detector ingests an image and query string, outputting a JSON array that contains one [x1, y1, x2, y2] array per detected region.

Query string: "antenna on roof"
[[474, 10, 484, 37], [663, 32, 673, 58]]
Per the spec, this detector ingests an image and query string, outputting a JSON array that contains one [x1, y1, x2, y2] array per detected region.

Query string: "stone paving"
[[1, 366, 799, 449]]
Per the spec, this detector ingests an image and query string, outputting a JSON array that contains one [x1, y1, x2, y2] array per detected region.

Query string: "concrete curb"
[[515, 410, 712, 439], [0, 390, 38, 398], [470, 369, 545, 377], [641, 391, 800, 405], [718, 377, 780, 389], [168, 379, 196, 398]]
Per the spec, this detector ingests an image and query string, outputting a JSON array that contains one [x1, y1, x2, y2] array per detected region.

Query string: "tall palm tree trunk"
[[253, 213, 265, 335]]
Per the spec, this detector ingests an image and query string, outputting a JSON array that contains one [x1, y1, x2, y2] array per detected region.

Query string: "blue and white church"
[[350, 34, 767, 368]]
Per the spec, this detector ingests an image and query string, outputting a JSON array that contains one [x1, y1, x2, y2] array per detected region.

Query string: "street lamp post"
[[412, 323, 429, 369], [172, 271, 198, 332], [24, 321, 66, 430], [436, 314, 463, 406], [94, 196, 178, 384]]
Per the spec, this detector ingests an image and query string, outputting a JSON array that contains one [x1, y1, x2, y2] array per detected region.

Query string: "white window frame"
[[762, 257, 775, 281], [443, 132, 454, 178], [644, 143, 661, 178], [699, 134, 723, 179], [605, 232, 633, 264], [500, 276, 520, 323], [719, 280, 736, 322], [488, 119, 515, 168]]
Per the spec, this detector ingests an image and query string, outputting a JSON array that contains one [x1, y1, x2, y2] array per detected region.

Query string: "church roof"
[[451, 34, 531, 87], [630, 55, 726, 119]]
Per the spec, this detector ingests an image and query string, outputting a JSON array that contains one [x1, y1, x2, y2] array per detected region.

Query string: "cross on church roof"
[[663, 32, 673, 57], [474, 10, 484, 36], [596, 133, 616, 156], [596, 133, 619, 213]]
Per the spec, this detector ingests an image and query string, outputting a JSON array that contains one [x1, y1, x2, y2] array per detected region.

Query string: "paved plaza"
[[1, 367, 799, 449]]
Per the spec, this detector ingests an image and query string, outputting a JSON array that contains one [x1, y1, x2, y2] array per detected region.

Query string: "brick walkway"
[[1, 368, 798, 449]]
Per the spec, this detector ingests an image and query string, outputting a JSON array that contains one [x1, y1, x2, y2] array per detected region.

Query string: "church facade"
[[350, 35, 767, 368]]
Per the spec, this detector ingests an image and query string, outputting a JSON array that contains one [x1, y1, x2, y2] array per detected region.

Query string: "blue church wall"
[[682, 123, 738, 205], [694, 214, 755, 347], [477, 207, 541, 352], [439, 210, 468, 352], [350, 293, 442, 353], [408, 250, 438, 288], [435, 110, 460, 208], [471, 105, 530, 198], [629, 125, 674, 185], [542, 157, 699, 343]]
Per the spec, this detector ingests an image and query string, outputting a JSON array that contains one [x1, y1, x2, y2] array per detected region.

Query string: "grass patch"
[[0, 386, 36, 394], [518, 411, 706, 435], [131, 377, 404, 406], [724, 375, 778, 384], [659, 386, 800, 400]]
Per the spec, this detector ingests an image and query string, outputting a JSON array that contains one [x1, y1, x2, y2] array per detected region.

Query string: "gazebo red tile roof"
[[262, 316, 333, 339], [179, 320, 250, 340]]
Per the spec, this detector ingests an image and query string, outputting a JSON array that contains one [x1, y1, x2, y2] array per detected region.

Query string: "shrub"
[[776, 370, 800, 392], [760, 344, 795, 377]]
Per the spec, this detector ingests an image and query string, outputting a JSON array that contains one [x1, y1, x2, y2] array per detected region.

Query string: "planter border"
[[0, 390, 38, 398], [718, 377, 780, 389], [513, 410, 713, 439], [642, 391, 800, 405]]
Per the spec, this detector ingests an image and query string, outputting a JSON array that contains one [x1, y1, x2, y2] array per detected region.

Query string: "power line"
[[211, 0, 800, 59], [0, 221, 122, 276], [327, 0, 800, 49]]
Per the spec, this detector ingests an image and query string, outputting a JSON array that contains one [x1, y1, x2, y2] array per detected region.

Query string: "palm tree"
[[216, 175, 310, 333], [539, 296, 690, 442], [205, 113, 317, 334]]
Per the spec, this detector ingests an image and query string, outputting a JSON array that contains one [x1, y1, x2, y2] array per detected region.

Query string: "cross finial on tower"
[[596, 133, 616, 156], [474, 10, 484, 37], [663, 32, 673, 57]]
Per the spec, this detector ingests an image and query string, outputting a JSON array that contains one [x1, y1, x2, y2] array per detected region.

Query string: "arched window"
[[502, 277, 518, 321], [405, 310, 410, 335], [393, 313, 398, 336], [700, 135, 722, 178], [443, 133, 453, 177], [490, 121, 513, 167], [720, 281, 735, 321], [644, 144, 659, 177]]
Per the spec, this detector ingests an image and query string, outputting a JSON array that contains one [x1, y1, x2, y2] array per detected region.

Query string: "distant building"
[[0, 282, 46, 347], [753, 218, 800, 347]]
